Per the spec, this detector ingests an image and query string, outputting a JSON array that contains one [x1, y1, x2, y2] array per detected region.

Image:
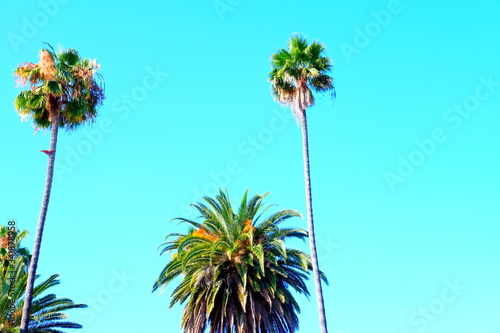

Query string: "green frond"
[[237, 189, 249, 217], [45, 80, 62, 96], [181, 244, 211, 271], [172, 217, 202, 229], [58, 48, 79, 67], [210, 239, 229, 265], [310, 73, 335, 94], [14, 90, 46, 112], [0, 230, 86, 332], [250, 243, 264, 272], [305, 42, 324, 62]]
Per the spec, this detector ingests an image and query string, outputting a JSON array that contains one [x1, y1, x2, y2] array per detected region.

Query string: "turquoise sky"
[[1, 0, 499, 332]]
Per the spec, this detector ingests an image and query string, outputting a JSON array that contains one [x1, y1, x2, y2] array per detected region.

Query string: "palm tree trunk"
[[20, 113, 59, 333], [300, 110, 329, 333]]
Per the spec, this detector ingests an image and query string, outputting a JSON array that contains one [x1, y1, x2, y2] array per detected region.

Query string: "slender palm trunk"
[[20, 113, 59, 333], [300, 110, 328, 333]]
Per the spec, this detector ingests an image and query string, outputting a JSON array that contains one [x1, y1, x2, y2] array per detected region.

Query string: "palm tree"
[[0, 226, 30, 278], [269, 35, 335, 333], [153, 189, 327, 333], [0, 258, 87, 333], [0, 226, 87, 333], [13, 45, 104, 333]]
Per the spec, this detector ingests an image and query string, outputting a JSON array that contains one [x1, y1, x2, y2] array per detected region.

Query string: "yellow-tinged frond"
[[192, 228, 218, 242], [14, 62, 38, 87], [242, 219, 255, 234], [237, 282, 247, 311]]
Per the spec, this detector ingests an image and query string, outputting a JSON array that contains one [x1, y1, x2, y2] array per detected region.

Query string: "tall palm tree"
[[13, 45, 104, 333], [153, 189, 327, 333], [0, 226, 87, 333], [269, 35, 335, 333]]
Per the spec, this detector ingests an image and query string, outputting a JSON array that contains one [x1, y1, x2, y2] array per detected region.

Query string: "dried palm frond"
[[39, 50, 55, 81]]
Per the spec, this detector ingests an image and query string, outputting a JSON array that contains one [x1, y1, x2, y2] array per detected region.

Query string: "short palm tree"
[[0, 258, 87, 333], [0, 226, 30, 278], [0, 226, 87, 333], [153, 189, 327, 333], [13, 44, 104, 333], [269, 35, 335, 333]]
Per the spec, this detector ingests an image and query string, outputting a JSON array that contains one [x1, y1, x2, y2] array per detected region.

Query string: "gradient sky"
[[1, 0, 500, 332]]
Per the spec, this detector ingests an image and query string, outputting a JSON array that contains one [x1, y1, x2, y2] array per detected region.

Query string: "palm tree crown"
[[153, 189, 327, 333], [269, 35, 335, 119], [0, 226, 87, 333], [14, 45, 104, 130]]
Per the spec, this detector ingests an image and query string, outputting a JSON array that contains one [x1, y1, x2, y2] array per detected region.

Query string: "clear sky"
[[1, 0, 499, 332]]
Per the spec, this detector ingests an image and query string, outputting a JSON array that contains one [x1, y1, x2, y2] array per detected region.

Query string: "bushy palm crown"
[[153, 190, 326, 333], [13, 45, 104, 130], [0, 227, 86, 333], [269, 35, 335, 118]]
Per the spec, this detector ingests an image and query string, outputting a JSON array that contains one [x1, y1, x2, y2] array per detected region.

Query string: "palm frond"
[[0, 227, 86, 332]]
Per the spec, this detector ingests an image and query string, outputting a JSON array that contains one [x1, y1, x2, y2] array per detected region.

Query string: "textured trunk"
[[300, 110, 329, 333], [20, 113, 59, 333]]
